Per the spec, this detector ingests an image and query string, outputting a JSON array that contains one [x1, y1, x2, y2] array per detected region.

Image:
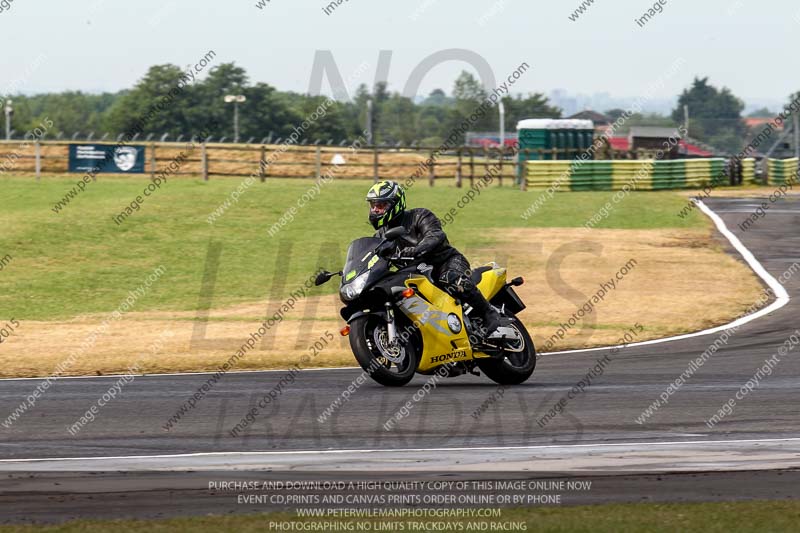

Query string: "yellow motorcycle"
[[315, 227, 536, 387]]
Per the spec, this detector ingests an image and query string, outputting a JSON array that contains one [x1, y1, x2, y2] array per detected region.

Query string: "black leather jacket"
[[374, 208, 460, 266]]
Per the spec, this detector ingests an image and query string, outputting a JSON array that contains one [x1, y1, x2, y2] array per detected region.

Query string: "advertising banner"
[[68, 144, 146, 174]]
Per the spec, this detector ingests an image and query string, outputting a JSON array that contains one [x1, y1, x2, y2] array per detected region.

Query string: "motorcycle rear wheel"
[[350, 315, 419, 387], [476, 316, 536, 385]]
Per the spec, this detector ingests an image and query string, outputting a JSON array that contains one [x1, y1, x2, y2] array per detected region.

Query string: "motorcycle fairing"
[[397, 275, 474, 372], [339, 237, 390, 299], [475, 263, 507, 301], [396, 264, 510, 371]]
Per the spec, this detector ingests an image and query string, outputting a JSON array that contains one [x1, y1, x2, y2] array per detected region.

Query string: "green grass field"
[[1, 175, 704, 321], [1, 500, 798, 532]]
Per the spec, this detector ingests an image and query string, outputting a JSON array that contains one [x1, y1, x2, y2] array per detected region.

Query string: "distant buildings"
[[548, 88, 676, 116], [628, 126, 683, 158], [469, 107, 721, 156], [567, 110, 612, 131], [744, 117, 784, 131]]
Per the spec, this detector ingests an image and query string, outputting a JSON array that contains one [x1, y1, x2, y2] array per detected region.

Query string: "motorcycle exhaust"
[[486, 326, 525, 352]]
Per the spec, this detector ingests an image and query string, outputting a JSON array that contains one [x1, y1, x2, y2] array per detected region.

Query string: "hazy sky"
[[2, 0, 798, 108]]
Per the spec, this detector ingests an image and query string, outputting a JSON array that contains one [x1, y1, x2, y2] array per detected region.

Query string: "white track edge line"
[[2, 437, 800, 463], [0, 199, 789, 382]]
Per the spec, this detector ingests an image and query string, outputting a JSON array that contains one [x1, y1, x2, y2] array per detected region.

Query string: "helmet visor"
[[368, 200, 391, 216]]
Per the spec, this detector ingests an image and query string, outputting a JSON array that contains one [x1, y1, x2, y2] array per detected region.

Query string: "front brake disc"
[[373, 328, 405, 364]]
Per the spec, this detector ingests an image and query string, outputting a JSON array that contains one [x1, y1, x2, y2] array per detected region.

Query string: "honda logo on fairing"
[[431, 350, 467, 363]]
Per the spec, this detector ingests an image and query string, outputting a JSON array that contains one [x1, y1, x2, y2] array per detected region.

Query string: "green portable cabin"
[[516, 119, 594, 181], [517, 119, 594, 161]]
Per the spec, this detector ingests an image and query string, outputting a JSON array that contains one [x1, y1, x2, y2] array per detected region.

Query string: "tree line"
[[4, 63, 560, 147], [4, 63, 796, 153]]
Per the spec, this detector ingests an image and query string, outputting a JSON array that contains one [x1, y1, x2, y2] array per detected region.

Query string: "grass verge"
[[1, 500, 799, 532]]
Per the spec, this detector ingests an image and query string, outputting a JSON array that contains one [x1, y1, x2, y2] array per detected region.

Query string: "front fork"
[[384, 302, 397, 343]]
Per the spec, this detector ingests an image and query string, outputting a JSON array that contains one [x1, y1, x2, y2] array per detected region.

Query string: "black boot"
[[463, 287, 501, 338], [480, 305, 502, 338]]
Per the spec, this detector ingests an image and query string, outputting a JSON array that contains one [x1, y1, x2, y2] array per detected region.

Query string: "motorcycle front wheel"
[[349, 315, 419, 387]]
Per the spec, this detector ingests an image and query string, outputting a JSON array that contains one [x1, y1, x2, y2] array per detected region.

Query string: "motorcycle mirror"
[[314, 270, 339, 286], [384, 226, 407, 241]]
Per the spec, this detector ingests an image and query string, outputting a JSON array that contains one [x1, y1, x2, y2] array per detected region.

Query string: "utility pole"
[[498, 101, 506, 150], [234, 102, 239, 143], [366, 98, 374, 145], [683, 104, 689, 138], [794, 113, 799, 159], [224, 94, 246, 143], [3, 99, 12, 141]]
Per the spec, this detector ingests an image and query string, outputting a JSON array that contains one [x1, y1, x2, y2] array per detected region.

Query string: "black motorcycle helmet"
[[366, 180, 406, 230]]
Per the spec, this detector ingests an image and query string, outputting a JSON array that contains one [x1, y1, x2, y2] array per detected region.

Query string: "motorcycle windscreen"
[[341, 236, 387, 284]]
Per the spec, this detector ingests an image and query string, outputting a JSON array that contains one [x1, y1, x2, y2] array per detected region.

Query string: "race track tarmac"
[[1, 196, 799, 522]]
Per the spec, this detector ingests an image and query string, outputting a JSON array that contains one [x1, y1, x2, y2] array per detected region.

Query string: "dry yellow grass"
[[0, 227, 765, 378]]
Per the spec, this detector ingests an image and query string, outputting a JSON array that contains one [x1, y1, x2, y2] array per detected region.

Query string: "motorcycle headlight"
[[340, 271, 370, 302]]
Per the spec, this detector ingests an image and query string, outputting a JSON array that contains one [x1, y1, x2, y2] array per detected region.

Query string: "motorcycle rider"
[[366, 180, 502, 338]]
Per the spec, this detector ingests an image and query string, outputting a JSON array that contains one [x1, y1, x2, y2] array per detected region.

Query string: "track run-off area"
[[1, 196, 799, 520]]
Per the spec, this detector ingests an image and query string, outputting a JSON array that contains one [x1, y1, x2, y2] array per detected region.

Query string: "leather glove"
[[398, 246, 417, 259]]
